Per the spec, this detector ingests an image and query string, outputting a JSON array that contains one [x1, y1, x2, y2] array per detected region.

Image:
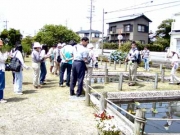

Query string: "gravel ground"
[[0, 59, 97, 135]]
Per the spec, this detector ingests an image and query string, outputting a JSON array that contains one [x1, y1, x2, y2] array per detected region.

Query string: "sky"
[[0, 0, 179, 37]]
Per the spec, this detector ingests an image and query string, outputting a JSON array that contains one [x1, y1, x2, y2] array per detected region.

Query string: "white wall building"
[[170, 12, 180, 54]]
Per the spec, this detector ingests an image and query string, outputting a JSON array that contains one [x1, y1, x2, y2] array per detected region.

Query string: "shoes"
[[66, 84, 70, 87], [76, 94, 85, 97], [34, 86, 38, 89], [70, 93, 75, 96], [15, 92, 23, 95], [128, 83, 135, 86], [40, 82, 46, 85], [59, 84, 63, 87], [0, 99, 7, 103]]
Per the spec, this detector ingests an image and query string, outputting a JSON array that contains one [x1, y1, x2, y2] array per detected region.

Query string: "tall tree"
[[21, 36, 34, 54], [0, 28, 23, 46], [156, 19, 173, 41], [34, 24, 80, 46]]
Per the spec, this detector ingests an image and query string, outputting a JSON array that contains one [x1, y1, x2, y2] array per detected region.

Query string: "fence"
[[84, 77, 180, 135]]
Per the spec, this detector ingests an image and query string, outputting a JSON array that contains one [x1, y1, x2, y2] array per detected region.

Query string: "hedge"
[[102, 43, 118, 49]]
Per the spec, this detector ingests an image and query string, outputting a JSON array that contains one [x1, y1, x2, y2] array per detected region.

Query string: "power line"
[[87, 3, 180, 23], [106, 0, 180, 14]]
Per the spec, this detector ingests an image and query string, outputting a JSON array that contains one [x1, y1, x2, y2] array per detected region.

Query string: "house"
[[76, 30, 102, 40], [169, 12, 180, 54], [106, 14, 152, 44]]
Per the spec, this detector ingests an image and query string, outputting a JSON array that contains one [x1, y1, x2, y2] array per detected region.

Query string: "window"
[[110, 26, 116, 33], [84, 33, 89, 37], [124, 25, 130, 32], [95, 33, 99, 38], [124, 24, 133, 32], [138, 25, 145, 32]]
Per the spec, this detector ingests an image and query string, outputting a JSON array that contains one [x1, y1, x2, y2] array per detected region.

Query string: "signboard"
[[118, 35, 123, 40]]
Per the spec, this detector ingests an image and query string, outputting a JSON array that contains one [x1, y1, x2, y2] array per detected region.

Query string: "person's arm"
[[0, 52, 8, 63], [16, 51, 29, 69]]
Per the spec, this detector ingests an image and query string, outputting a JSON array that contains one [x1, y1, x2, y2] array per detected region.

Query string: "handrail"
[[146, 118, 180, 121]]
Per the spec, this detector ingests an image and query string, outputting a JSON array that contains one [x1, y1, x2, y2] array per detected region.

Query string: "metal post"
[[119, 60, 121, 68], [114, 61, 116, 70], [100, 92, 107, 111], [161, 69, 165, 83], [100, 58, 102, 65], [104, 62, 107, 70], [160, 64, 162, 73], [105, 68, 109, 84], [109, 60, 111, 66], [89, 0, 93, 43], [101, 8, 104, 55], [85, 78, 90, 106], [118, 73, 123, 91], [154, 73, 158, 89], [134, 109, 145, 135]]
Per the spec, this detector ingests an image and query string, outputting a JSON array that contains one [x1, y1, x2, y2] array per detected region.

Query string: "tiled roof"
[[76, 30, 102, 34]]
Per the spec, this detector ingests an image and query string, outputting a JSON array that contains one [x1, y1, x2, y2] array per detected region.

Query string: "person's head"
[[15, 45, 23, 53], [144, 46, 148, 50], [69, 40, 77, 46], [0, 40, 3, 49], [53, 44, 57, 49], [81, 37, 89, 47], [57, 43, 63, 49], [171, 48, 177, 56], [15, 41, 21, 47], [87, 43, 94, 50], [131, 41, 136, 49], [41, 44, 48, 54], [33, 42, 41, 52]]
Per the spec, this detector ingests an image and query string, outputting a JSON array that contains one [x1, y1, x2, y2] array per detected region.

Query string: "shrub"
[[22, 44, 31, 55], [103, 43, 118, 49], [109, 50, 127, 62]]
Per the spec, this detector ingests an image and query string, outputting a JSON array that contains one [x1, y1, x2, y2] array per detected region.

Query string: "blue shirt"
[[61, 45, 73, 64]]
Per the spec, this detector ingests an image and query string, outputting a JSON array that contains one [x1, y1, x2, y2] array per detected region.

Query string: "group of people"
[[126, 41, 180, 86]]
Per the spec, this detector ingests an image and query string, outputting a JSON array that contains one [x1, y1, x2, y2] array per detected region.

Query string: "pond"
[[117, 101, 180, 133]]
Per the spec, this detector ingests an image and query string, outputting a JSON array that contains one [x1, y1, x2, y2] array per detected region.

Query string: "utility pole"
[[66, 19, 68, 27], [3, 20, 9, 30], [89, 0, 93, 43], [101, 9, 105, 55]]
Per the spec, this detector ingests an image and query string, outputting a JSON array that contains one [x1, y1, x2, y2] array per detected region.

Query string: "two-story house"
[[106, 14, 152, 44], [170, 12, 180, 54], [76, 29, 102, 40]]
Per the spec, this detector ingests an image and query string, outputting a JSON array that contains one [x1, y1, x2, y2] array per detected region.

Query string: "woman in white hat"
[[86, 43, 96, 78], [31, 42, 42, 88], [0, 40, 8, 103], [167, 48, 180, 83]]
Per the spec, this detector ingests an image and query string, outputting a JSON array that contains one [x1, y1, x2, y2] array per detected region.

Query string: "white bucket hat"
[[87, 43, 94, 49], [33, 42, 41, 48], [57, 43, 63, 47]]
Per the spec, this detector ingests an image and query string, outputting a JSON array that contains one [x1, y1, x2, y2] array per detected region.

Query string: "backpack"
[[134, 49, 141, 64], [9, 51, 22, 72]]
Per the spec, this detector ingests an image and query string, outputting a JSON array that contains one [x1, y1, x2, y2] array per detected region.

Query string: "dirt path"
[[0, 60, 97, 135]]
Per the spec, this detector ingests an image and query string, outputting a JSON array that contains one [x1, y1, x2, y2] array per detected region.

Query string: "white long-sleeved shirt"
[[86, 49, 96, 67], [128, 48, 139, 61], [13, 50, 28, 69], [0, 52, 8, 72]]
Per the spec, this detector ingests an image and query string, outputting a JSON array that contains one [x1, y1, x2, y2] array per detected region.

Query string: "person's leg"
[[33, 63, 40, 87], [170, 66, 175, 82], [76, 62, 86, 96], [70, 63, 77, 95], [144, 59, 147, 71], [40, 62, 44, 84], [0, 90, 3, 100], [131, 63, 137, 85], [66, 64, 72, 87], [14, 72, 18, 92], [60, 63, 66, 86], [16, 70, 23, 93], [147, 58, 150, 71], [0, 70, 5, 100], [129, 64, 132, 82], [12, 72, 15, 84]]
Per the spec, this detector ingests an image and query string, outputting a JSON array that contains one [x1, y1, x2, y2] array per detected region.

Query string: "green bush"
[[22, 44, 31, 55], [1, 45, 13, 53], [103, 43, 118, 49], [120, 41, 164, 52]]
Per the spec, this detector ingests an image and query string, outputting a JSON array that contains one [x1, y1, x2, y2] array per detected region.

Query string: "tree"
[[0, 28, 23, 46], [156, 19, 173, 41], [21, 36, 34, 54], [34, 24, 80, 46]]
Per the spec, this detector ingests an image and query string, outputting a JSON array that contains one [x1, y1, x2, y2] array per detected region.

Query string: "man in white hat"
[[31, 42, 42, 88], [167, 48, 180, 83], [53, 43, 63, 75]]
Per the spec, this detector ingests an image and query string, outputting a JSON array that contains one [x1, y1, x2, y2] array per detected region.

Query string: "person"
[[142, 46, 150, 71], [13, 44, 29, 95], [59, 40, 75, 87], [125, 41, 139, 86], [48, 45, 56, 74], [0, 40, 8, 103], [10, 47, 16, 84], [40, 45, 49, 85], [167, 49, 180, 83], [31, 42, 42, 89], [70, 37, 89, 97], [86, 43, 96, 77], [53, 43, 63, 75]]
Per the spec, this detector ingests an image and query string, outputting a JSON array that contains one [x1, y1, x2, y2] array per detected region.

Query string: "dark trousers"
[[40, 62, 47, 84], [12, 72, 15, 84], [0, 70, 5, 99], [59, 63, 72, 86], [70, 61, 86, 96]]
